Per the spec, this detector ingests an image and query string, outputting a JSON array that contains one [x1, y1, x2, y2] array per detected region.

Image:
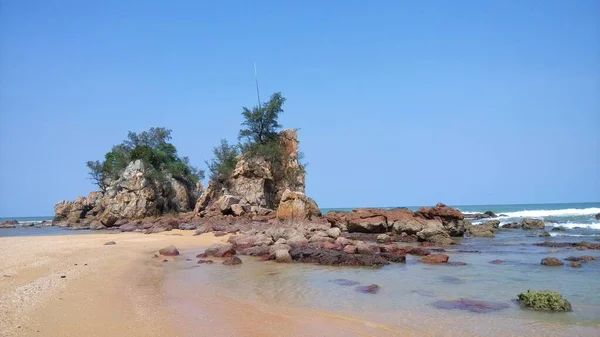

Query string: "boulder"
[[347, 215, 388, 233], [596, 213, 600, 220], [517, 290, 571, 311], [466, 220, 500, 237], [268, 243, 292, 255], [343, 245, 357, 254], [205, 243, 236, 257], [420, 254, 449, 264], [0, 220, 18, 228], [231, 204, 249, 216], [416, 228, 453, 245], [90, 220, 107, 230], [541, 257, 563, 266], [215, 195, 241, 215], [355, 284, 380, 294], [287, 235, 309, 248], [502, 222, 521, 229], [326, 227, 341, 239], [376, 234, 391, 243], [274, 249, 292, 263], [521, 218, 545, 230], [539, 231, 551, 237], [119, 222, 138, 232], [569, 262, 582, 268], [276, 189, 322, 221], [159, 245, 179, 256], [289, 247, 389, 267]]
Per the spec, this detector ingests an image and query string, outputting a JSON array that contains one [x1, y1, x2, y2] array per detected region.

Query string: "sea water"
[[166, 202, 600, 336]]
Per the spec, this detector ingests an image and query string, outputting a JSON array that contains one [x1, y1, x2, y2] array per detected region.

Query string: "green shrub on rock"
[[517, 290, 572, 312]]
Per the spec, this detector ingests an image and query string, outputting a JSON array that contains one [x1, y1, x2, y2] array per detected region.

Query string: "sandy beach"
[[0, 231, 414, 337]]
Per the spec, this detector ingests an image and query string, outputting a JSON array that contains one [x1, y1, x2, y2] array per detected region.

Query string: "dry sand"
[[0, 230, 411, 337]]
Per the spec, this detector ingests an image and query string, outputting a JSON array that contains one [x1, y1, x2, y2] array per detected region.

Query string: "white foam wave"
[[498, 208, 600, 219], [549, 232, 596, 237]]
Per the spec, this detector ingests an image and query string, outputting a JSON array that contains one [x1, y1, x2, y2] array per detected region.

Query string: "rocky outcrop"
[[193, 129, 317, 219], [463, 211, 497, 220], [541, 257, 563, 266], [53, 160, 199, 227], [325, 203, 469, 245], [466, 220, 500, 237], [517, 290, 571, 312], [0, 220, 19, 228]]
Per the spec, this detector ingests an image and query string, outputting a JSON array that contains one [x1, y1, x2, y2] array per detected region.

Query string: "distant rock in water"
[[517, 290, 571, 312], [432, 298, 510, 313], [330, 279, 360, 286], [159, 245, 179, 256], [521, 218, 545, 230], [355, 284, 380, 294], [464, 211, 497, 220], [541, 257, 563, 266], [0, 220, 18, 228], [534, 241, 600, 250]]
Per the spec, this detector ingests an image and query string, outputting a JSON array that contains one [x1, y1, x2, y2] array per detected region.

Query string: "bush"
[[206, 139, 238, 183], [86, 127, 203, 190], [517, 290, 572, 311]]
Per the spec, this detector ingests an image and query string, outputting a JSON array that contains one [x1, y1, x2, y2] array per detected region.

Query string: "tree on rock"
[[239, 92, 285, 146], [206, 139, 239, 184], [86, 127, 203, 190]]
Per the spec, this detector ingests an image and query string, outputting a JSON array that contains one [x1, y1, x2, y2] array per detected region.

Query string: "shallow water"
[[166, 227, 600, 336]]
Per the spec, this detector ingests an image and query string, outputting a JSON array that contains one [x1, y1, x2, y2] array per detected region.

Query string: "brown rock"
[[343, 245, 357, 254], [222, 256, 242, 265], [205, 243, 235, 257], [275, 249, 292, 263], [159, 245, 179, 256], [541, 257, 563, 266], [197, 259, 214, 264], [276, 189, 322, 221], [420, 254, 449, 264], [569, 261, 582, 268]]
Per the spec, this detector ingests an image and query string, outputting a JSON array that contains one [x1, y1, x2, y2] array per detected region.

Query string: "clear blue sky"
[[1, 0, 599, 217]]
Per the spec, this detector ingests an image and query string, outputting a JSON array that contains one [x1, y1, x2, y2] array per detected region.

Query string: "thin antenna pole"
[[254, 61, 261, 107]]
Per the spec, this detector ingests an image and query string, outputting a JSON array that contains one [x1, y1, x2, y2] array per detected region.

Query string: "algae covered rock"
[[517, 290, 572, 312]]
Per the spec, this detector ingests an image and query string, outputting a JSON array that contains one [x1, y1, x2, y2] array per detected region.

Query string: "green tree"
[[238, 92, 285, 145], [206, 139, 239, 183], [86, 127, 203, 189]]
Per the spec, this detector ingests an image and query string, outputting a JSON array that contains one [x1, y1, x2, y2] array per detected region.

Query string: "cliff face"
[[194, 129, 319, 219], [53, 160, 200, 227]]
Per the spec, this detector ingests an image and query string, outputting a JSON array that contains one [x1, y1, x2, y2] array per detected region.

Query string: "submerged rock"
[[517, 290, 572, 312], [355, 284, 380, 294], [197, 259, 214, 264], [329, 279, 360, 286], [569, 261, 582, 268], [564, 255, 595, 262], [289, 247, 390, 267], [432, 298, 510, 313], [466, 220, 500, 237], [534, 241, 600, 250], [439, 275, 464, 284], [159, 245, 179, 256], [222, 256, 243, 265], [420, 254, 449, 264], [489, 259, 505, 264], [539, 231, 551, 237], [541, 257, 563, 266]]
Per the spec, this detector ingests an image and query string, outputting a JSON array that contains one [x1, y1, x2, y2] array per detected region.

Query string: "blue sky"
[[1, 0, 599, 216]]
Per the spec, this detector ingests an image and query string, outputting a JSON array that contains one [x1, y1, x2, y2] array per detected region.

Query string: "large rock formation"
[[324, 203, 470, 245], [53, 160, 199, 227], [194, 129, 318, 220]]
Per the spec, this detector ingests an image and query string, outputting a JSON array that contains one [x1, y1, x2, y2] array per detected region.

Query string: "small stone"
[[197, 259, 214, 264], [162, 259, 168, 262], [569, 261, 582, 268], [489, 259, 504, 264], [355, 284, 380, 294], [103, 241, 116, 245], [539, 231, 551, 237], [60, 275, 66, 279]]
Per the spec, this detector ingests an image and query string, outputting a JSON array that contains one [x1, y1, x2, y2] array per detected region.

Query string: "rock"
[[119, 222, 138, 232], [215, 195, 241, 215], [231, 204, 249, 216], [276, 189, 322, 221], [240, 245, 271, 256], [415, 203, 464, 221], [205, 243, 235, 257], [343, 245, 357, 254], [541, 257, 563, 266], [380, 253, 406, 263], [326, 227, 341, 239], [447, 261, 467, 266], [89, 220, 106, 230], [569, 261, 582, 268], [268, 243, 292, 255], [159, 245, 179, 256], [222, 256, 243, 265], [489, 259, 504, 264], [405, 246, 431, 256], [287, 235, 309, 248], [356, 242, 379, 255], [521, 218, 545, 230], [502, 222, 521, 229], [539, 231, 551, 237], [432, 298, 510, 313], [347, 215, 388, 233], [376, 234, 391, 243], [103, 241, 116, 245], [564, 255, 595, 262], [517, 290, 572, 311], [439, 275, 464, 284], [197, 259, 214, 264], [551, 226, 567, 232], [596, 213, 600, 220], [178, 223, 196, 230], [420, 254, 449, 264], [416, 228, 453, 245], [274, 249, 292, 263], [355, 284, 380, 294], [289, 247, 389, 267], [0, 219, 18, 227], [466, 220, 500, 237], [329, 279, 360, 286], [534, 241, 600, 250]]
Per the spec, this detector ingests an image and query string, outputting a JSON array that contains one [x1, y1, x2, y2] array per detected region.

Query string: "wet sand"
[[0, 230, 409, 337]]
